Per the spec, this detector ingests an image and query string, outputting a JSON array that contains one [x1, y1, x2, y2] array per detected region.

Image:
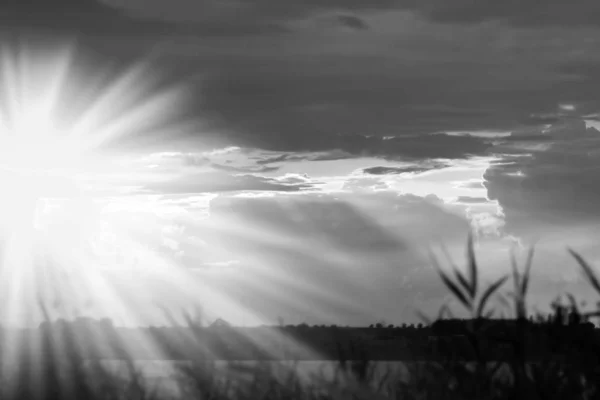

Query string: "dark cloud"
[[224, 131, 494, 161], [256, 154, 291, 165], [0, 0, 290, 38], [363, 162, 450, 175], [180, 31, 588, 158], [76, 9, 600, 159], [391, 0, 600, 27], [335, 15, 370, 30], [254, 150, 354, 165], [21, 2, 600, 170], [114, 0, 393, 33], [114, 0, 600, 38], [484, 119, 600, 236], [200, 64, 512, 156], [0, 0, 171, 36]]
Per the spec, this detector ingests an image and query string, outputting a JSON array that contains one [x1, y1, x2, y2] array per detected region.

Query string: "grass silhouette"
[[0, 232, 600, 399]]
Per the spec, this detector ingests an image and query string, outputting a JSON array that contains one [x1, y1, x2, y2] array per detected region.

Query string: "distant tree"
[[417, 323, 423, 329], [388, 324, 395, 329], [375, 323, 384, 329], [369, 324, 374, 329]]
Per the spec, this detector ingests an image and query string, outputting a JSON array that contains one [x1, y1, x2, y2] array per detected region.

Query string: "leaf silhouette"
[[510, 247, 521, 291], [454, 269, 472, 300], [521, 246, 535, 296], [476, 276, 508, 318], [430, 246, 471, 309], [439, 269, 471, 310], [569, 248, 600, 294], [466, 232, 478, 298]]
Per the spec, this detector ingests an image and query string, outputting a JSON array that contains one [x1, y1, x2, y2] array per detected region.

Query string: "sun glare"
[[0, 40, 307, 384], [0, 38, 203, 335]]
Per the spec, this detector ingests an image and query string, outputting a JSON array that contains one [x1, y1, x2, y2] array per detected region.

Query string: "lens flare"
[[0, 38, 336, 396], [0, 39, 202, 335]]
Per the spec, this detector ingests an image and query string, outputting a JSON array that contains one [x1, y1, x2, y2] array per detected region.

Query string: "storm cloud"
[[484, 119, 600, 237]]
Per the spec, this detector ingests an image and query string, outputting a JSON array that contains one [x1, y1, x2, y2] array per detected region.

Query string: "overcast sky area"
[[0, 0, 599, 327]]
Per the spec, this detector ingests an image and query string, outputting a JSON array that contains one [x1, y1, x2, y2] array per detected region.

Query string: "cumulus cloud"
[[184, 191, 474, 324], [87, 186, 590, 324]]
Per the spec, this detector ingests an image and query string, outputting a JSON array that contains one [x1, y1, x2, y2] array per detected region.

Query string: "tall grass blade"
[[510, 247, 521, 290], [466, 232, 478, 298], [521, 246, 535, 296], [454, 269, 472, 300], [430, 249, 471, 309], [476, 276, 508, 318], [439, 270, 472, 310], [441, 244, 472, 298], [569, 248, 600, 294]]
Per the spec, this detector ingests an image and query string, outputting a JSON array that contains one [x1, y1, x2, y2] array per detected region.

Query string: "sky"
[[0, 0, 599, 327]]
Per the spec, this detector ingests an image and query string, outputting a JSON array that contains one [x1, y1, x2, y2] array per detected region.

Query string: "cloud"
[[111, 0, 392, 34], [335, 15, 370, 30], [388, 0, 600, 27], [171, 20, 600, 159], [108, 0, 600, 43], [225, 131, 494, 162], [363, 162, 450, 175], [455, 196, 488, 204], [76, 9, 600, 161], [255, 150, 354, 165], [136, 149, 283, 175], [342, 177, 390, 192], [85, 185, 592, 325], [456, 180, 485, 189], [209, 163, 280, 174], [483, 119, 600, 238], [181, 191, 474, 324], [0, 0, 216, 37], [140, 171, 315, 194]]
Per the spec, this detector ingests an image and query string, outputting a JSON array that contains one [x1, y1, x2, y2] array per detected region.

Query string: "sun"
[[0, 38, 201, 332], [0, 39, 191, 233], [0, 106, 83, 234]]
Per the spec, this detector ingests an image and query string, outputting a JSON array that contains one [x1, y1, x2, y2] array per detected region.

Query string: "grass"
[[2, 232, 600, 399]]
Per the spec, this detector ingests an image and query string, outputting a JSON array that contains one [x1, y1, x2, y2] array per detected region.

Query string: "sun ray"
[[0, 36, 347, 397]]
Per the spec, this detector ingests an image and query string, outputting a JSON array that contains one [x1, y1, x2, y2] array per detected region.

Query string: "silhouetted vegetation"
[[3, 233, 600, 398]]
